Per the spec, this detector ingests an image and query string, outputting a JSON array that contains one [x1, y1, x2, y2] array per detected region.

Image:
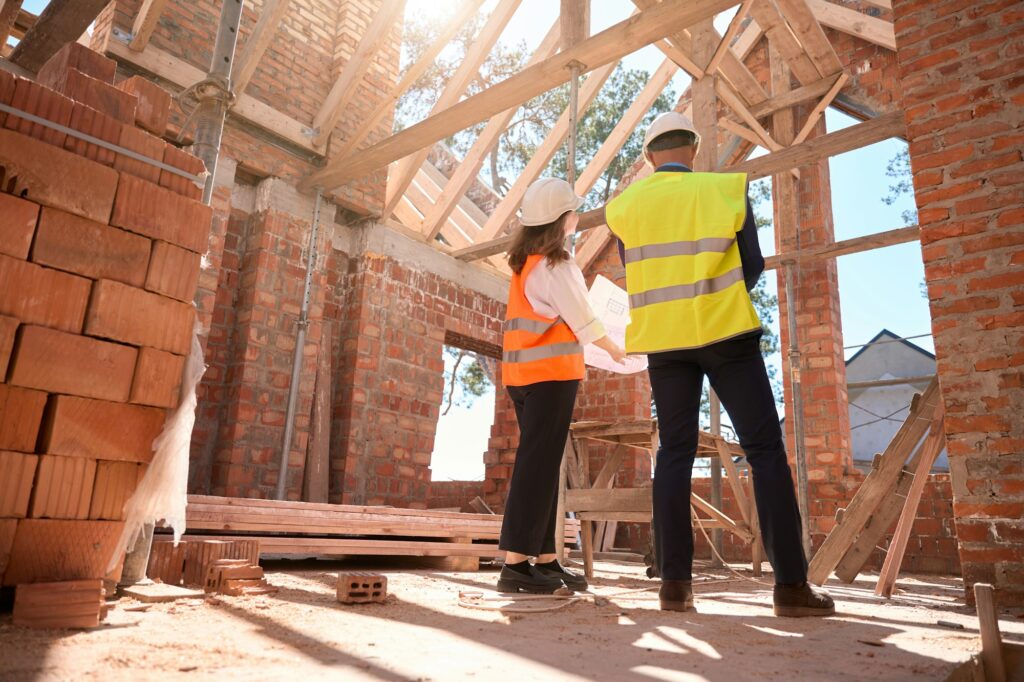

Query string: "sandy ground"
[[1, 558, 1022, 682]]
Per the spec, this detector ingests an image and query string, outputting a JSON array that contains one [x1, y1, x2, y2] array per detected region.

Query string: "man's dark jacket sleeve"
[[737, 195, 764, 291]]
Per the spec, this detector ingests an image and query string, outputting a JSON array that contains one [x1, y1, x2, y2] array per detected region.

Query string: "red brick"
[[0, 384, 47, 452], [89, 461, 143, 521], [116, 76, 171, 136], [36, 42, 117, 88], [63, 103, 122, 167], [0, 129, 118, 223], [0, 314, 16, 377], [967, 270, 1024, 293], [3, 520, 124, 586], [0, 253, 91, 333], [30, 455, 97, 520], [160, 145, 205, 201], [145, 240, 202, 303], [51, 69, 137, 125], [40, 395, 165, 463], [114, 125, 166, 185], [3, 77, 74, 147], [0, 192, 39, 259], [9, 325, 137, 402], [110, 174, 212, 253], [85, 279, 194, 355], [0, 69, 15, 127], [130, 347, 184, 409], [31, 207, 151, 287], [12, 579, 107, 629], [0, 451, 39, 517]]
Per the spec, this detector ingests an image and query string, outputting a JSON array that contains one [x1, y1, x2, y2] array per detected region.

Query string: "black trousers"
[[648, 332, 808, 584], [499, 379, 580, 556]]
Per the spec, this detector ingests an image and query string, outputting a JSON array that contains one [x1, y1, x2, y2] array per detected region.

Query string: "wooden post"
[[974, 583, 1006, 682], [0, 0, 25, 48], [560, 0, 590, 51]]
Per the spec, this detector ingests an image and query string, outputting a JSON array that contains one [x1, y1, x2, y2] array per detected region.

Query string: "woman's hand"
[[594, 335, 627, 365]]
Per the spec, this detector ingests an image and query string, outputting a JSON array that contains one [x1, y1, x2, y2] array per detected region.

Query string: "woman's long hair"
[[506, 212, 570, 274]]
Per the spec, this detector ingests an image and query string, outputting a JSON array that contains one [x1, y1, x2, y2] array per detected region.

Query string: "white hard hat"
[[643, 111, 701, 153], [519, 177, 584, 226]]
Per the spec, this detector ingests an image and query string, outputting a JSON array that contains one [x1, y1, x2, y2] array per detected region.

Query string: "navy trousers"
[[648, 332, 808, 584]]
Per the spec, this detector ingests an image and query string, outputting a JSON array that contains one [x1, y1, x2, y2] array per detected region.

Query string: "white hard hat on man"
[[643, 111, 701, 165]]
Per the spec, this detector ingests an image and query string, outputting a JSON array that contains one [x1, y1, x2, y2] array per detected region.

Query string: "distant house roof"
[[845, 328, 935, 366]]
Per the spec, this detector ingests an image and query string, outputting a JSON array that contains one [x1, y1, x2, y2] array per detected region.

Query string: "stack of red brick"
[[0, 42, 211, 627]]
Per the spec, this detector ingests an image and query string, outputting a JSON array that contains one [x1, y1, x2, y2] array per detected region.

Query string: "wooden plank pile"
[[808, 378, 946, 589], [184, 495, 580, 568], [0, 41, 209, 628]]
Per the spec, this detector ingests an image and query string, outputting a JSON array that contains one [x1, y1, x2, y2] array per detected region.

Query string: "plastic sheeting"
[[108, 322, 207, 572]]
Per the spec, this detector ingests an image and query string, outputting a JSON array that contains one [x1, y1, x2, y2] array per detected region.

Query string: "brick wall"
[[893, 0, 1024, 605], [428, 480, 487, 510]]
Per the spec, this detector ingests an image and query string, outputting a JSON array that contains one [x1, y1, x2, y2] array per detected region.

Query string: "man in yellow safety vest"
[[605, 112, 834, 617]]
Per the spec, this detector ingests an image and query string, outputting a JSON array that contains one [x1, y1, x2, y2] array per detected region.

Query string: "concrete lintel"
[[255, 177, 337, 225], [333, 221, 508, 303]]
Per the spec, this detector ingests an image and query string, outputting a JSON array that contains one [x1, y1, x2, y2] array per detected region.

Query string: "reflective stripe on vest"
[[501, 255, 586, 386], [606, 171, 762, 353]]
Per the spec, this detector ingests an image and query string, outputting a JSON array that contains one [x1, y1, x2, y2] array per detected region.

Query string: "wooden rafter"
[[301, 0, 739, 191], [419, 19, 562, 242], [9, 0, 109, 71], [129, 0, 171, 52], [334, 0, 487, 162], [0, 0, 25, 48], [764, 224, 920, 270], [474, 60, 617, 245], [382, 0, 524, 219], [231, 0, 292, 96], [730, 110, 905, 180], [311, 0, 406, 148], [748, 72, 842, 119], [807, 0, 895, 51], [792, 70, 849, 145], [731, 18, 763, 60], [705, 0, 754, 76], [774, 0, 844, 77], [748, 0, 820, 84], [716, 79, 784, 153]]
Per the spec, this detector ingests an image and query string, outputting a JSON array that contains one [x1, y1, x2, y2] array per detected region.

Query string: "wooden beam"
[[792, 70, 849, 145], [311, 0, 405, 148], [382, 0, 523, 219], [574, 57, 677, 195], [748, 0, 820, 85], [334, 0, 486, 161], [231, 0, 291, 95], [807, 0, 896, 51], [129, 0, 170, 52], [765, 224, 919, 270], [975, 583, 1008, 682], [474, 59, 617, 244], [719, 117, 766, 148], [716, 78, 784, 152], [705, 0, 753, 76], [774, 0, 844, 77], [727, 110, 905, 180], [419, 20, 561, 241], [453, 205, 605, 261], [9, 0, 109, 72], [748, 72, 840, 119], [0, 0, 24, 48], [303, 0, 740, 190], [560, 0, 590, 50], [691, 16, 718, 173], [731, 18, 763, 60], [653, 38, 703, 79], [106, 38, 319, 155]]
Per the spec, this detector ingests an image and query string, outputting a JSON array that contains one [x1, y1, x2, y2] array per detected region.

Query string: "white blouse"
[[524, 257, 606, 346]]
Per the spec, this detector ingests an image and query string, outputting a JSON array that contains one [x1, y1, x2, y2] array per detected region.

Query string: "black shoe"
[[496, 564, 563, 594], [773, 582, 835, 617], [534, 561, 588, 591], [659, 580, 693, 612]]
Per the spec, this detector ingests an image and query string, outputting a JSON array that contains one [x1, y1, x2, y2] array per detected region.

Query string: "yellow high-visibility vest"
[[606, 171, 762, 353]]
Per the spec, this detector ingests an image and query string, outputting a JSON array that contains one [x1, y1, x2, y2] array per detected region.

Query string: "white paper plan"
[[583, 274, 648, 374]]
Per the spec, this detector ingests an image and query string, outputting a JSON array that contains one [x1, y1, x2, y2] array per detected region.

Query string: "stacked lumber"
[[0, 42, 210, 624], [184, 495, 581, 564], [204, 558, 277, 597]]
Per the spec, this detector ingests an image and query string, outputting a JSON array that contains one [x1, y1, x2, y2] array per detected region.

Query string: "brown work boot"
[[659, 580, 693, 612], [773, 582, 835, 617]]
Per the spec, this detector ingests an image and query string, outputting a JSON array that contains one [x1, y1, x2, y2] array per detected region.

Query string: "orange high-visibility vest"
[[502, 254, 585, 387]]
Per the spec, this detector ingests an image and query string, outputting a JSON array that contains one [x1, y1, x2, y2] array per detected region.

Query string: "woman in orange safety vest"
[[497, 178, 626, 594]]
